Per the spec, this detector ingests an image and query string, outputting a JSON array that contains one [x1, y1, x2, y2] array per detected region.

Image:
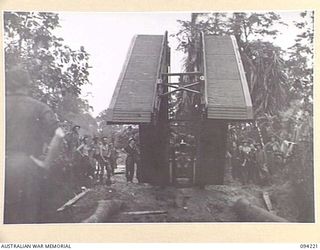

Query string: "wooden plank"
[[122, 210, 167, 216], [208, 111, 249, 115], [208, 109, 249, 113], [112, 118, 151, 122], [152, 31, 169, 117], [206, 106, 248, 109], [111, 111, 151, 114], [262, 191, 273, 212], [111, 118, 151, 123], [203, 35, 253, 120], [208, 113, 249, 117], [111, 117, 151, 122], [112, 109, 151, 113], [112, 117, 151, 121], [114, 114, 150, 119], [107, 34, 164, 124], [107, 121, 148, 125], [208, 115, 249, 119], [201, 32, 208, 107], [205, 55, 240, 80], [208, 115, 250, 119], [204, 36, 234, 55], [111, 119, 150, 122], [208, 111, 248, 115], [112, 111, 151, 115], [108, 36, 137, 112], [208, 113, 250, 117], [112, 113, 151, 116], [57, 189, 91, 212], [231, 35, 253, 118]]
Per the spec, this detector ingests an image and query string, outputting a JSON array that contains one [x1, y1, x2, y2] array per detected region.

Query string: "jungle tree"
[[4, 11, 92, 120]]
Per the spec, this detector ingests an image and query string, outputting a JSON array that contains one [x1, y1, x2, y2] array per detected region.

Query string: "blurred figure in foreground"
[[5, 66, 60, 224]]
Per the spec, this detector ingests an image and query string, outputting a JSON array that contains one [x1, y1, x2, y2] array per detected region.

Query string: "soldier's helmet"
[[5, 66, 31, 92]]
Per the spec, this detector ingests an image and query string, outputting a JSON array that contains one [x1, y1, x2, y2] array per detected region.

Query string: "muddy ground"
[[47, 164, 299, 223]]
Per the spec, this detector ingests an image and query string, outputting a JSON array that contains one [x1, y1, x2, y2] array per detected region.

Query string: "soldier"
[[264, 135, 281, 175], [108, 142, 118, 175], [254, 143, 270, 185], [64, 125, 82, 189], [229, 141, 241, 181], [239, 140, 252, 184], [91, 136, 102, 180], [65, 125, 81, 160], [5, 66, 59, 223], [76, 135, 94, 187], [124, 138, 139, 183], [100, 137, 112, 185]]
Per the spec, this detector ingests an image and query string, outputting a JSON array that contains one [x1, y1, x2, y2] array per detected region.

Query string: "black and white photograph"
[[3, 11, 314, 224]]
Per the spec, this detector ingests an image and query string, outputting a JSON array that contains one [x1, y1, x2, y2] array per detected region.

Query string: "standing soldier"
[[239, 140, 252, 185], [255, 143, 270, 185], [65, 125, 81, 160], [100, 137, 112, 185], [76, 136, 93, 187], [124, 138, 139, 183], [108, 142, 118, 175], [65, 125, 81, 189], [230, 141, 241, 181], [135, 142, 142, 183], [5, 66, 59, 224], [264, 135, 281, 175], [91, 136, 102, 180]]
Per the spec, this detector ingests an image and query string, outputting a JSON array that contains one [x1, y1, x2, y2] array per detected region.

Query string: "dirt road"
[[54, 165, 290, 223]]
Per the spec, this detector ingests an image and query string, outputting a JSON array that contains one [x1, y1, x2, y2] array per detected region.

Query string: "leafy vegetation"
[[4, 12, 93, 123]]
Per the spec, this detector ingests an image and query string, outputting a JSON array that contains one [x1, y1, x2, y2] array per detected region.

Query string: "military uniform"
[[109, 144, 118, 174], [100, 143, 112, 184], [65, 128, 81, 160], [76, 139, 93, 186], [91, 140, 102, 179], [124, 143, 139, 182]]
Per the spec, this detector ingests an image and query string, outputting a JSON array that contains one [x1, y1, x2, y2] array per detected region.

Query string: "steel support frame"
[[157, 74, 204, 99]]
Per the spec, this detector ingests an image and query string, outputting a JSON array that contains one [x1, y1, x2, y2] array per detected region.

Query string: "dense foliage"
[[4, 12, 93, 122]]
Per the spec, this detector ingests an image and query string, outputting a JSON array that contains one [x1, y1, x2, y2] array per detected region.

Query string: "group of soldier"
[[61, 124, 118, 188], [65, 127, 141, 185], [228, 135, 296, 186]]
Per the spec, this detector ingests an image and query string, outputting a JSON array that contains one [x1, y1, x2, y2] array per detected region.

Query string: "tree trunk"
[[82, 200, 123, 223], [233, 198, 288, 222]]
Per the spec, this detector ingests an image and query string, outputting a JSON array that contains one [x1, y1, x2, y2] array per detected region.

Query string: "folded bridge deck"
[[106, 34, 253, 124], [203, 35, 253, 120], [107, 35, 164, 124]]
